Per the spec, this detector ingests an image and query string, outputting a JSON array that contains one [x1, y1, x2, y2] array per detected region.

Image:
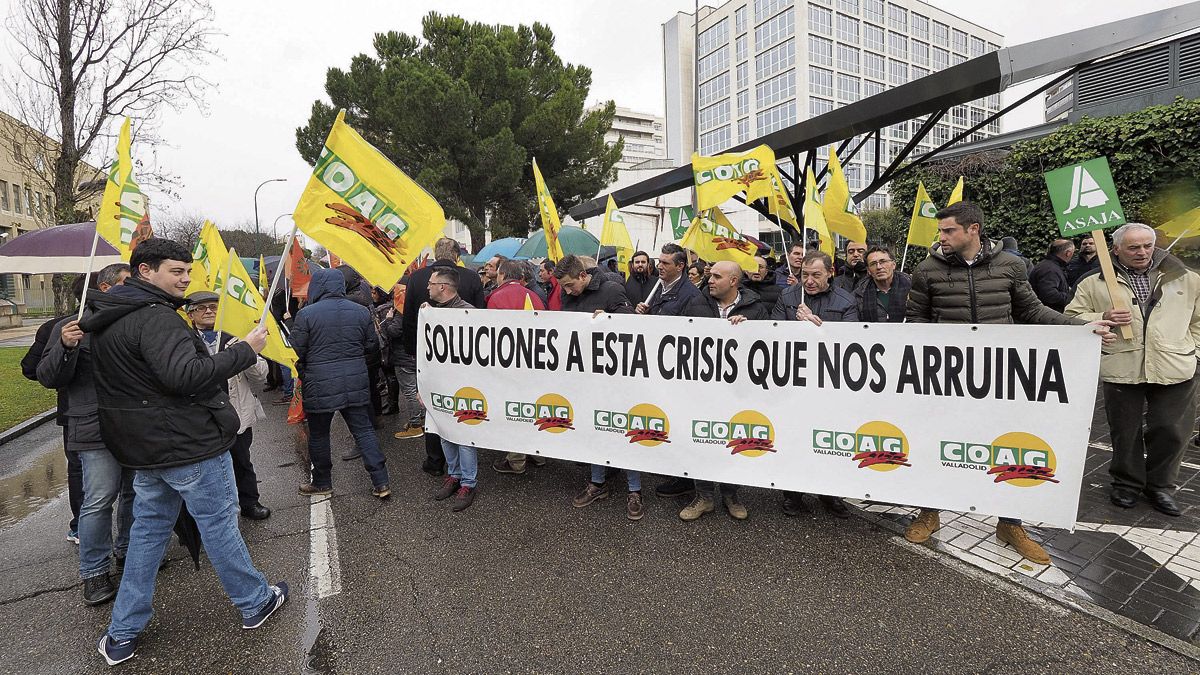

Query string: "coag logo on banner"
[[692, 410, 775, 457], [504, 393, 575, 433], [940, 432, 1059, 487], [430, 387, 489, 425], [812, 421, 911, 472], [594, 404, 671, 446]]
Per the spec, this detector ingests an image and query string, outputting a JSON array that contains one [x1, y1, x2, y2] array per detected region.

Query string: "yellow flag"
[[765, 169, 800, 229], [907, 182, 941, 247], [600, 196, 634, 276], [681, 206, 758, 273], [258, 255, 268, 297], [183, 221, 229, 298], [802, 168, 835, 256], [215, 251, 299, 376], [95, 118, 151, 260], [692, 145, 777, 211], [293, 109, 446, 290], [947, 176, 964, 205], [523, 293, 535, 311], [1156, 206, 1200, 240], [532, 158, 565, 262], [822, 148, 868, 243]]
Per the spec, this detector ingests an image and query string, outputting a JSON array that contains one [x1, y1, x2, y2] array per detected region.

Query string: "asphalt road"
[[0, 409, 1195, 674]]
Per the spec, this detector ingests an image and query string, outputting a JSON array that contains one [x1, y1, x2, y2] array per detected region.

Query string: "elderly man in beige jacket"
[[1066, 222, 1200, 517], [185, 291, 273, 520]]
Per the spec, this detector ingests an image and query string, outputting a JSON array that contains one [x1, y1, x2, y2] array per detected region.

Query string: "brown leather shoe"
[[904, 509, 940, 543], [996, 523, 1050, 565]]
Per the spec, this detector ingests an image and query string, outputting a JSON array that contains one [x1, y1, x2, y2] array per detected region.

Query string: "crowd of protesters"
[[22, 201, 1200, 667]]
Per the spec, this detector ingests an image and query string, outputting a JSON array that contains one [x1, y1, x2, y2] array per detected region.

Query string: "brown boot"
[[996, 523, 1050, 565], [904, 509, 940, 543]]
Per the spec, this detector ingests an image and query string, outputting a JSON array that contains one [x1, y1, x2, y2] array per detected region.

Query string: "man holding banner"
[[904, 203, 1113, 564]]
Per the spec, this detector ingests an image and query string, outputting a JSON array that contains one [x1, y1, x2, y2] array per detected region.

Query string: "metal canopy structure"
[[569, 2, 1200, 232]]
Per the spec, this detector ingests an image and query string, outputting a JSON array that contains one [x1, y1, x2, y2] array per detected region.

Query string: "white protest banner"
[[417, 309, 1101, 528]]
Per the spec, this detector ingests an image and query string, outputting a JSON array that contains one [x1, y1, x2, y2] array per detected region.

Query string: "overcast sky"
[[0, 0, 1192, 234]]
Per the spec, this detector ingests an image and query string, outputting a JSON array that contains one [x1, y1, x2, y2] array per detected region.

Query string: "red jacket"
[[486, 280, 546, 310], [545, 276, 562, 311]]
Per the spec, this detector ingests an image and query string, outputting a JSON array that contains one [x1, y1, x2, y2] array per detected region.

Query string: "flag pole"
[[1166, 227, 1196, 251], [900, 243, 910, 273], [262, 224, 298, 325], [215, 247, 237, 350], [76, 227, 102, 321]]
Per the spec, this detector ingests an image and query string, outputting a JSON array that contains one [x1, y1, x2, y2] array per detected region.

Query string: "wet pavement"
[[0, 402, 1197, 673]]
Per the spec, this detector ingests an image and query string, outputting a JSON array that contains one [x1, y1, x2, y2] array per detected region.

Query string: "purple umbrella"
[[0, 222, 122, 274]]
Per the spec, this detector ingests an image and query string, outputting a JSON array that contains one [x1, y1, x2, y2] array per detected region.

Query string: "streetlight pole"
[[272, 212, 293, 242], [253, 178, 288, 237]]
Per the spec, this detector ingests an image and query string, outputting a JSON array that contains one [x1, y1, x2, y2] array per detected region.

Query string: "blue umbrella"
[[470, 237, 526, 263]]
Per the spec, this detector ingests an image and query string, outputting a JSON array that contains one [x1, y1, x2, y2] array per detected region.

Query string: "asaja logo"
[[430, 387, 488, 425], [939, 432, 1058, 487], [594, 403, 670, 446], [692, 410, 775, 457], [812, 421, 911, 472], [504, 393, 574, 433]]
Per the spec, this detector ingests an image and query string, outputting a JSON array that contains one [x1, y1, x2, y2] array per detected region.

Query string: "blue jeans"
[[78, 449, 135, 579], [307, 406, 389, 489], [590, 465, 641, 492], [107, 453, 273, 641], [278, 363, 294, 397], [439, 440, 478, 488]]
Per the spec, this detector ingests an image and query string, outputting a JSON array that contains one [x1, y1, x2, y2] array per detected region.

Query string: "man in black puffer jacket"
[[292, 268, 390, 498], [83, 239, 287, 664]]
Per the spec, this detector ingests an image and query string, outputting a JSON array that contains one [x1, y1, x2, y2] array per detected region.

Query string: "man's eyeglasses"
[[189, 304, 218, 314]]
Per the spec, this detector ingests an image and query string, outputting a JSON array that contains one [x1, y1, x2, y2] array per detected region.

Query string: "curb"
[[0, 408, 57, 446], [852, 504, 1200, 662]]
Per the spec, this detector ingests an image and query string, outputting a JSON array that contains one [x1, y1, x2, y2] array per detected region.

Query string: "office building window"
[[836, 44, 860, 73], [912, 40, 929, 66], [809, 97, 834, 117], [0, 181, 7, 211], [970, 36, 986, 57], [737, 61, 749, 88], [738, 117, 751, 141], [952, 29, 968, 54], [698, 18, 729, 56], [987, 93, 1000, 110], [932, 46, 949, 70], [11, 184, 20, 214], [836, 13, 859, 43], [970, 107, 987, 129], [950, 105, 967, 126], [698, 47, 729, 82], [808, 5, 833, 36], [754, 0, 788, 22], [735, 5, 747, 34], [932, 21, 949, 47], [738, 89, 750, 116], [699, 99, 731, 132], [888, 59, 908, 85], [864, 51, 885, 80], [808, 66, 833, 97], [864, 79, 884, 98], [808, 35, 833, 66], [887, 4, 907, 31], [888, 32, 907, 59], [699, 73, 730, 106], [864, 0, 884, 23], [700, 125, 732, 155], [35, 192, 43, 218], [987, 42, 1000, 53], [912, 65, 929, 80], [837, 0, 859, 13], [912, 13, 929, 40], [757, 100, 796, 134], [836, 73, 860, 102], [756, 39, 795, 79], [890, 121, 908, 140], [736, 34, 748, 61], [757, 69, 796, 107], [755, 7, 794, 51], [864, 23, 884, 51], [952, 52, 966, 65]]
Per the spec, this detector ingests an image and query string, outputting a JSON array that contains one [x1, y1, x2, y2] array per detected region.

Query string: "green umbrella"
[[513, 226, 601, 259]]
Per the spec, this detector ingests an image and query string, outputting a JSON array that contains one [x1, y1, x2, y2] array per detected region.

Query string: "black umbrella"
[[173, 505, 202, 570]]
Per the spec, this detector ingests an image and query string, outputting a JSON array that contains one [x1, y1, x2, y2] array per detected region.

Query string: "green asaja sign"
[[1043, 157, 1127, 237]]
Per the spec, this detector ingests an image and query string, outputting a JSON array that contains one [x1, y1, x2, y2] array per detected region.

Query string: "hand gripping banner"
[[417, 309, 1102, 529]]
